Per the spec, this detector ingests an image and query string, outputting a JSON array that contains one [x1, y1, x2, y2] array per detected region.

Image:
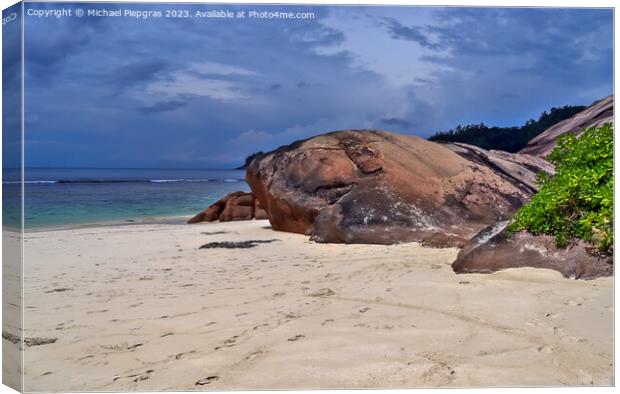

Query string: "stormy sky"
[[22, 3, 613, 168]]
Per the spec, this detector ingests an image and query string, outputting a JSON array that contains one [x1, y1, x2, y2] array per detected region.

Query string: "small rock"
[[188, 192, 267, 223], [199, 240, 279, 249]]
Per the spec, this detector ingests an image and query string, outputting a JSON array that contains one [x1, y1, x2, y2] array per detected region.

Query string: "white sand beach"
[[17, 220, 613, 391]]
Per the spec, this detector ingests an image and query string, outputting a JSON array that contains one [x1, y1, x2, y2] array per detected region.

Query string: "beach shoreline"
[[17, 220, 613, 390], [22, 215, 193, 233]]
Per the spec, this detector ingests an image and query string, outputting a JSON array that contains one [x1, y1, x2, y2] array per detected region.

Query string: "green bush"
[[510, 123, 613, 252]]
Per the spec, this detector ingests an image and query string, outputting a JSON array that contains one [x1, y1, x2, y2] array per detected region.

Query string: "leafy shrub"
[[510, 123, 613, 252]]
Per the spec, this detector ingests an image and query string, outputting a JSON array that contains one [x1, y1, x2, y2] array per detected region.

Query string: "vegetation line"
[[428, 105, 586, 152]]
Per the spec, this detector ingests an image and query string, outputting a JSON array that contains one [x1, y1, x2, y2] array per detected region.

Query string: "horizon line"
[[5, 166, 245, 171]]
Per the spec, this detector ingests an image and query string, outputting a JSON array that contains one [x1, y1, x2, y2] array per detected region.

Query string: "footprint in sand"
[[308, 288, 335, 297], [215, 335, 239, 350], [418, 352, 457, 385], [564, 298, 585, 307], [174, 350, 197, 360], [537, 344, 554, 354], [553, 326, 584, 343], [195, 376, 219, 385], [87, 309, 108, 314], [113, 369, 154, 382], [101, 342, 143, 352], [244, 350, 265, 361], [24, 337, 58, 347], [288, 334, 305, 342], [253, 323, 269, 330], [45, 288, 72, 293]]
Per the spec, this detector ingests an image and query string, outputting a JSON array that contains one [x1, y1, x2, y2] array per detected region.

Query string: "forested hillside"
[[428, 105, 586, 152]]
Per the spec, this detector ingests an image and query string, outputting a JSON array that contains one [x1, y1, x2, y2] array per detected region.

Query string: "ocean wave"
[[3, 178, 246, 185], [3, 180, 59, 184], [150, 178, 244, 183], [149, 179, 235, 183]]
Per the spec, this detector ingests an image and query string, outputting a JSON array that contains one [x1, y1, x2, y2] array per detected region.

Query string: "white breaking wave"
[[3, 179, 245, 184], [3, 180, 59, 184]]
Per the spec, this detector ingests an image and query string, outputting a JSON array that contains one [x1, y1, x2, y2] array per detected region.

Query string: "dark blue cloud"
[[378, 17, 440, 49], [380, 118, 411, 129], [24, 5, 109, 85], [139, 100, 187, 114], [113, 59, 168, 88]]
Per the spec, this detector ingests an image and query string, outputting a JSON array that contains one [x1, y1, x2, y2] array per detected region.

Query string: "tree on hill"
[[428, 105, 586, 152]]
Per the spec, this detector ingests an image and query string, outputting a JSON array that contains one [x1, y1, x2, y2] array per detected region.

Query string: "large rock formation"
[[187, 192, 268, 223], [520, 95, 613, 158], [246, 130, 552, 247], [452, 221, 613, 279]]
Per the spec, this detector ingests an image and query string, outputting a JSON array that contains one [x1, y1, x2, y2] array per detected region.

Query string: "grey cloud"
[[380, 118, 411, 128], [25, 11, 109, 83], [113, 60, 168, 88], [378, 17, 440, 49], [139, 100, 187, 114]]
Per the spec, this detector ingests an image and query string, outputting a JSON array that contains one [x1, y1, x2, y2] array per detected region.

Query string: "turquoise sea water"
[[2, 168, 250, 230]]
